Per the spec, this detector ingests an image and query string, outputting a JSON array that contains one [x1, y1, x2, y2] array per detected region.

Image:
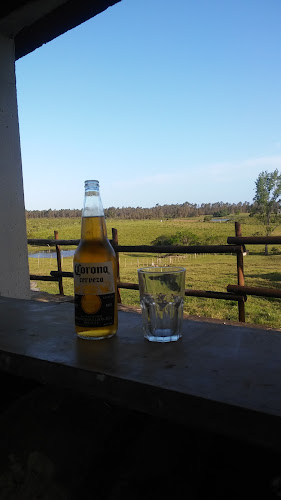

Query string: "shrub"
[[152, 230, 200, 246]]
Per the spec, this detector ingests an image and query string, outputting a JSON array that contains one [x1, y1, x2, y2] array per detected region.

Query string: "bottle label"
[[74, 261, 115, 327]]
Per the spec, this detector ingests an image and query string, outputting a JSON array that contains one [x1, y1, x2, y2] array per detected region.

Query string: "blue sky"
[[15, 0, 281, 210]]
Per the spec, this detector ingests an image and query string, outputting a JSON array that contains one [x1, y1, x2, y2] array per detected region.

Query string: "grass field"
[[27, 213, 275, 248], [27, 214, 281, 329]]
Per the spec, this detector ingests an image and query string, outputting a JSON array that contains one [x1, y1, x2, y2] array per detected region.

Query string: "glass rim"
[[137, 266, 186, 274]]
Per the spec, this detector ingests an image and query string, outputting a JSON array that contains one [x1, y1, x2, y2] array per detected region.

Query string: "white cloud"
[[93, 155, 281, 208], [112, 155, 281, 188]]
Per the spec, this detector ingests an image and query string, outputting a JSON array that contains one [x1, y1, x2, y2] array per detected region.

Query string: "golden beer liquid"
[[73, 216, 118, 339]]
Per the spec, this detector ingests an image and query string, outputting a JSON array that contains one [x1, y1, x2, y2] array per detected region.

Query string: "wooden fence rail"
[[228, 236, 281, 245], [27, 222, 281, 323], [28, 239, 80, 246], [28, 240, 241, 254], [227, 285, 281, 299], [49, 272, 245, 303]]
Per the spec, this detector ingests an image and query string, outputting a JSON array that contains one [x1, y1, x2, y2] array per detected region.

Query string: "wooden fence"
[[28, 223, 281, 323]]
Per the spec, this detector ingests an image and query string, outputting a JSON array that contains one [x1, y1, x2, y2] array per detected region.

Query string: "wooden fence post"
[[112, 228, 122, 304], [235, 222, 245, 322], [54, 230, 64, 295]]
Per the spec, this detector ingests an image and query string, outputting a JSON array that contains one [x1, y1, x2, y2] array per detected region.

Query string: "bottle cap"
[[85, 180, 99, 190]]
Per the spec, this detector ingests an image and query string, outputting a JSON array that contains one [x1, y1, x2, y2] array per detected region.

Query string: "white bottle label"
[[74, 261, 115, 295]]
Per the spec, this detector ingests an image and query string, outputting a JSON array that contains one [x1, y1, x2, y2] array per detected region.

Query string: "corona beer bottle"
[[73, 180, 118, 339]]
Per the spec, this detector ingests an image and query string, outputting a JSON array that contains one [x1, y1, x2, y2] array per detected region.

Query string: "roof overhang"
[[0, 0, 121, 60]]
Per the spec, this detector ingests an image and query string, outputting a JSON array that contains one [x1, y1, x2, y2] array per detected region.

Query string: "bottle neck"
[[80, 180, 108, 241], [82, 180, 104, 218]]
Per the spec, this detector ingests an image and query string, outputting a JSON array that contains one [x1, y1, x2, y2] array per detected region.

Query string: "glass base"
[[144, 329, 182, 342], [76, 332, 116, 340]]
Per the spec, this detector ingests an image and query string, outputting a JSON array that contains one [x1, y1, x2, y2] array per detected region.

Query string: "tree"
[[252, 169, 281, 254]]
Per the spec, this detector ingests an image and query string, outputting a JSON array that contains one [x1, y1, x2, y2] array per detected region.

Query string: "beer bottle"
[[73, 180, 118, 339]]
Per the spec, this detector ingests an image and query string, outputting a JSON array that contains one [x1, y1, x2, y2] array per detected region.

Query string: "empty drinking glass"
[[137, 266, 186, 342]]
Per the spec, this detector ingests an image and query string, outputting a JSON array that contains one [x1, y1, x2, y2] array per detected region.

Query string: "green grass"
[[27, 213, 281, 253], [27, 216, 281, 329]]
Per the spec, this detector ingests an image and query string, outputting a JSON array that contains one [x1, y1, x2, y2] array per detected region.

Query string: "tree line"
[[25, 208, 82, 219], [26, 201, 253, 219]]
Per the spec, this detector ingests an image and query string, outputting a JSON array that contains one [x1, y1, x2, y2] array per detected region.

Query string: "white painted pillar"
[[0, 34, 30, 298]]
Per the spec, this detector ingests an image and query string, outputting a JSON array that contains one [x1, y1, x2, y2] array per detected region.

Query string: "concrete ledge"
[[0, 296, 281, 452]]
